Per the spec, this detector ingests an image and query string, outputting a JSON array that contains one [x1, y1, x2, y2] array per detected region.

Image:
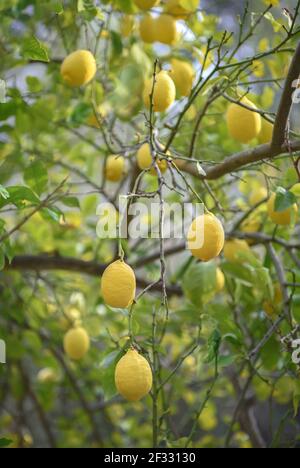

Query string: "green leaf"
[[69, 103, 91, 126], [264, 12, 282, 33], [0, 438, 13, 448], [61, 197, 80, 208], [0, 184, 9, 200], [203, 329, 221, 364], [41, 206, 62, 223], [274, 187, 297, 212], [51, 0, 64, 14], [22, 36, 50, 63], [183, 261, 217, 306], [77, 0, 103, 20], [111, 31, 123, 58], [0, 248, 5, 271], [218, 354, 237, 368], [115, 0, 135, 14], [100, 349, 124, 400], [0, 186, 40, 209], [24, 161, 48, 195], [0, 101, 18, 121], [26, 76, 43, 93]]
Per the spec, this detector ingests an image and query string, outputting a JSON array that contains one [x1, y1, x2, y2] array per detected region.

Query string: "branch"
[[181, 140, 300, 180], [271, 39, 300, 151], [6, 254, 182, 296], [0, 178, 67, 244]]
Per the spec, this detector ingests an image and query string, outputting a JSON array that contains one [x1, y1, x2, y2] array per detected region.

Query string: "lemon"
[[155, 14, 178, 45], [139, 14, 156, 43], [164, 0, 191, 19], [134, 0, 159, 9], [223, 239, 250, 264], [64, 327, 90, 360], [226, 97, 262, 143], [105, 155, 125, 182], [241, 217, 261, 245], [101, 260, 136, 308], [37, 368, 59, 384], [60, 307, 82, 330], [137, 143, 168, 175], [249, 187, 268, 206], [187, 213, 225, 262], [120, 15, 135, 37], [216, 267, 225, 292], [115, 349, 153, 401], [263, 284, 283, 318], [267, 193, 298, 225], [258, 119, 273, 144], [169, 59, 195, 97], [61, 50, 97, 87], [143, 71, 176, 112]]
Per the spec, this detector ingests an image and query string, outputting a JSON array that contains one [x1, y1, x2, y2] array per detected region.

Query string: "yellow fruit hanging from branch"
[[143, 71, 176, 112], [105, 155, 126, 182], [169, 59, 195, 97], [187, 213, 225, 262], [61, 50, 97, 87], [64, 327, 90, 361], [101, 260, 136, 309], [267, 193, 298, 226], [226, 97, 262, 144], [136, 143, 168, 175], [115, 349, 153, 401]]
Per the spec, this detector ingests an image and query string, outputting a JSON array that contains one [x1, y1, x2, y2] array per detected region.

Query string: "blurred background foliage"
[[0, 0, 300, 448]]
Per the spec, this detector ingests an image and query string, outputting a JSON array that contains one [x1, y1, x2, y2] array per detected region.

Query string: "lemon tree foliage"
[[0, 0, 300, 449]]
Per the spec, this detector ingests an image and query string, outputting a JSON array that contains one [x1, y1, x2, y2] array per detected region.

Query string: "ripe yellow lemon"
[[143, 71, 176, 112], [155, 14, 178, 45], [137, 143, 168, 175], [115, 349, 153, 401], [60, 307, 82, 330], [249, 187, 268, 206], [134, 0, 159, 9], [258, 119, 273, 144], [226, 97, 262, 144], [139, 14, 156, 43], [37, 368, 59, 384], [61, 50, 97, 87], [64, 327, 90, 360], [263, 284, 283, 318], [187, 213, 225, 262], [105, 155, 125, 182], [101, 260, 136, 308], [164, 0, 191, 19], [216, 267, 225, 292], [267, 193, 298, 225], [223, 239, 250, 264], [120, 15, 135, 37], [169, 59, 195, 97]]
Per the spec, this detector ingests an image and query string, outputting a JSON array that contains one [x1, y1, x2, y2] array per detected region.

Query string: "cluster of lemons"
[[58, 11, 299, 402], [131, 0, 193, 46]]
